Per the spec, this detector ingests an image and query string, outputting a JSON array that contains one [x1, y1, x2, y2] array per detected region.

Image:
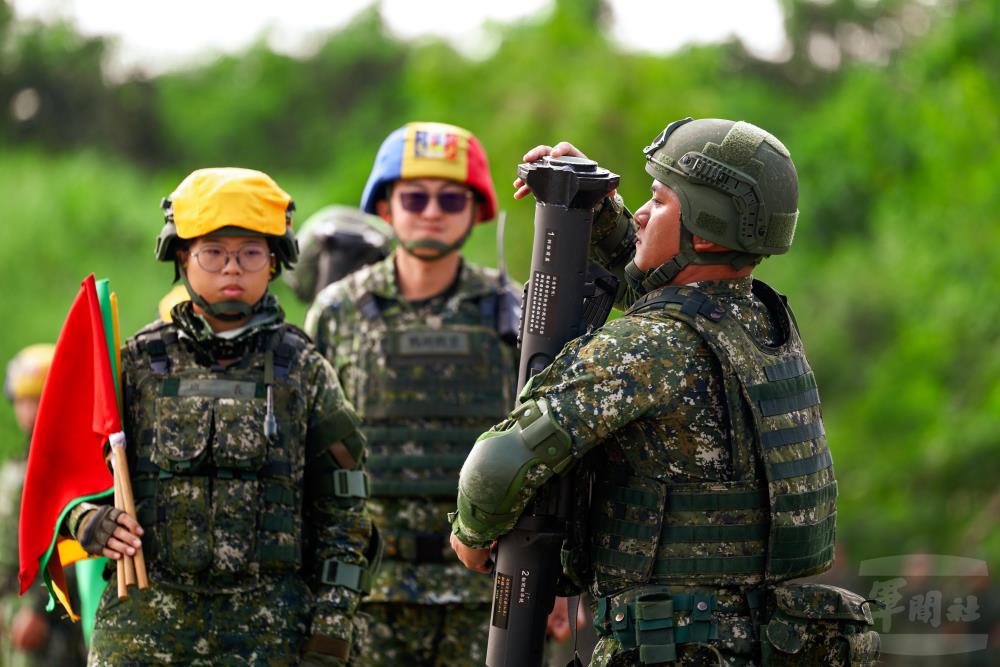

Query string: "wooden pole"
[[111, 436, 148, 589], [113, 467, 128, 599], [109, 294, 149, 590]]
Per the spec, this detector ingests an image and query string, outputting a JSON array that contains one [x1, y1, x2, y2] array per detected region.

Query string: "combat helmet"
[[4, 344, 55, 402], [360, 121, 497, 259], [629, 117, 799, 293], [155, 167, 298, 320], [283, 205, 393, 302]]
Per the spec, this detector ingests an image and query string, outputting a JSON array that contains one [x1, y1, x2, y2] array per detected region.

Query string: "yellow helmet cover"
[[4, 343, 56, 401], [170, 167, 291, 239]]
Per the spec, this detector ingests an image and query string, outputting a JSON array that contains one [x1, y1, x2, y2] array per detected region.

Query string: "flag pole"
[[113, 466, 130, 598], [110, 293, 148, 590]]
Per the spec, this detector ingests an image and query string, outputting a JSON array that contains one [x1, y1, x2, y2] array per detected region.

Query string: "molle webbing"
[[659, 281, 835, 581], [365, 448, 471, 498], [363, 425, 484, 447], [368, 453, 469, 471], [364, 424, 485, 497], [591, 479, 770, 579], [356, 289, 500, 329], [625, 285, 727, 322], [616, 282, 836, 582], [352, 286, 515, 499], [131, 325, 308, 570], [747, 371, 820, 416], [594, 587, 722, 664], [141, 331, 178, 374]]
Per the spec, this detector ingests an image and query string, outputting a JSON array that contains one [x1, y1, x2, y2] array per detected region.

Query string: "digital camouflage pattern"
[[453, 195, 870, 665], [355, 602, 489, 667], [87, 572, 312, 666], [306, 253, 517, 663], [0, 458, 87, 667], [451, 274, 779, 552], [73, 301, 371, 664], [760, 583, 880, 666]]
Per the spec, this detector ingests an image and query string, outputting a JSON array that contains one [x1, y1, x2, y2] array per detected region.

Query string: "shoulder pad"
[[279, 323, 312, 348]]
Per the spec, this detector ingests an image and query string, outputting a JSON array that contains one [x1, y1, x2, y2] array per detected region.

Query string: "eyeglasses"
[[397, 190, 472, 214], [190, 245, 273, 273]]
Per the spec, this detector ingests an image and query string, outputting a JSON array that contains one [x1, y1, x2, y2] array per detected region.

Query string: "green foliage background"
[[1, 0, 997, 566]]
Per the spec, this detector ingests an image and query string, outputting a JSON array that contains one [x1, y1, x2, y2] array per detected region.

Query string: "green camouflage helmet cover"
[[644, 117, 799, 257], [283, 205, 393, 302]]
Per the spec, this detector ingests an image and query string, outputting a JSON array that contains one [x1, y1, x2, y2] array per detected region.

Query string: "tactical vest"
[[127, 323, 311, 590], [588, 281, 836, 593], [351, 291, 516, 499]]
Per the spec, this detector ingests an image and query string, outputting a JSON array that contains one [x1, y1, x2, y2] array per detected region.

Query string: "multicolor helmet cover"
[[4, 344, 55, 401], [360, 122, 498, 222]]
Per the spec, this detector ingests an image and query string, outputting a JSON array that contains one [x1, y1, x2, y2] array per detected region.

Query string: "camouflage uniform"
[[68, 298, 372, 666], [306, 253, 519, 666], [454, 197, 878, 666], [1, 457, 88, 667]]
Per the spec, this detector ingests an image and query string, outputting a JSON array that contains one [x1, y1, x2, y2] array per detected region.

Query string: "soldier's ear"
[[375, 199, 392, 224]]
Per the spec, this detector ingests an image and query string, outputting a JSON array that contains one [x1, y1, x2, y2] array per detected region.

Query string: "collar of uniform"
[[365, 250, 499, 303], [684, 275, 754, 298], [173, 295, 285, 344]]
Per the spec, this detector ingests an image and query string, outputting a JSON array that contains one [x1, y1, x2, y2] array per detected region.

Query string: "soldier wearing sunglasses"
[[306, 122, 520, 666]]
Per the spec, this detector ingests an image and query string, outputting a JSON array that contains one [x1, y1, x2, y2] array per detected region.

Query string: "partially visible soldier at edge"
[[451, 118, 880, 665], [283, 205, 392, 304], [62, 168, 374, 666], [2, 345, 87, 667], [305, 122, 521, 666]]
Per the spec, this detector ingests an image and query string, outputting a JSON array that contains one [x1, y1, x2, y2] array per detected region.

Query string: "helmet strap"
[[625, 226, 699, 295], [179, 270, 254, 322], [626, 225, 762, 296], [399, 218, 474, 262]]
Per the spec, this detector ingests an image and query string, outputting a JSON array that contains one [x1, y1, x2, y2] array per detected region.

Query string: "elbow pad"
[[457, 398, 573, 535]]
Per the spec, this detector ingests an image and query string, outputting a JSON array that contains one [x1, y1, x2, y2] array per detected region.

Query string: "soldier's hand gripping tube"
[[487, 156, 619, 667]]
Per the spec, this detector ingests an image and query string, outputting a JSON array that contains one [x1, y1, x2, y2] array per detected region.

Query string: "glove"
[[301, 634, 351, 667], [78, 505, 124, 555]]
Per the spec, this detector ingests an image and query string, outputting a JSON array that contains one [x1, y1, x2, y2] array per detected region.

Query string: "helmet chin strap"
[[180, 271, 254, 322], [398, 217, 474, 262], [625, 227, 699, 295], [625, 226, 759, 295]]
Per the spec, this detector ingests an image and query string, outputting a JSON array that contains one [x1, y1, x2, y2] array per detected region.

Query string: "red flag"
[[18, 274, 117, 614]]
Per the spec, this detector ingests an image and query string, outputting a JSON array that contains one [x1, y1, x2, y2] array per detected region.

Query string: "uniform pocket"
[[213, 396, 269, 470], [211, 477, 258, 576], [761, 583, 879, 666], [151, 396, 212, 472], [158, 476, 213, 573]]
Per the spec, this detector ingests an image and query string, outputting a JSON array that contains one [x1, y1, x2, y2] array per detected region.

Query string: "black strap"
[[760, 421, 825, 449], [358, 293, 382, 322], [625, 286, 726, 322], [767, 449, 833, 481], [146, 335, 170, 374], [479, 293, 497, 329]]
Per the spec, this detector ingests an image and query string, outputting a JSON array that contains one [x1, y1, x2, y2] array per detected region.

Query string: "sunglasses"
[[397, 189, 472, 214]]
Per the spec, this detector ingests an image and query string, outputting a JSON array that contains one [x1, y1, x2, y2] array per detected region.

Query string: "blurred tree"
[[0, 16, 110, 147]]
